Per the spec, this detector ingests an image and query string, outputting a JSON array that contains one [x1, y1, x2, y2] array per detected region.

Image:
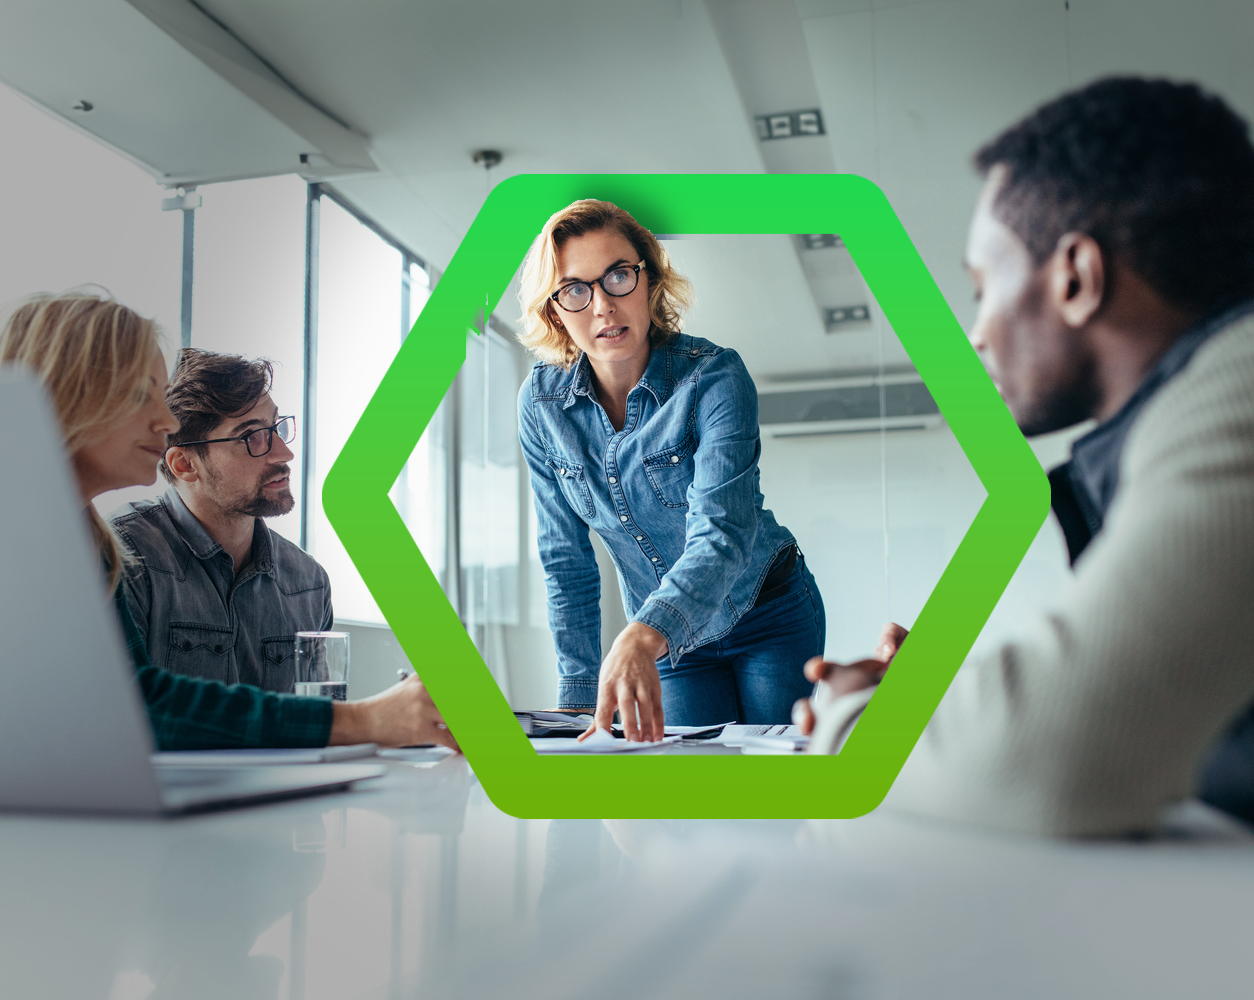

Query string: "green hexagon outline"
[[323, 174, 1049, 819]]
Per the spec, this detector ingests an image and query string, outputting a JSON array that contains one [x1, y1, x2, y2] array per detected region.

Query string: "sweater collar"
[[1050, 298, 1254, 562]]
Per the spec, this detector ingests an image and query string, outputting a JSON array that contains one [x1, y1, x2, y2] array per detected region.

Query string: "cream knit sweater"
[[884, 313, 1254, 836]]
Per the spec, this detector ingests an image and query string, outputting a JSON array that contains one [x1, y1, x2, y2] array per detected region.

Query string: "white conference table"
[[2, 750, 1252, 1000]]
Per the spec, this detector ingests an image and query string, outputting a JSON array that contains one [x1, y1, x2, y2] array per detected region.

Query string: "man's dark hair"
[[160, 348, 275, 483], [975, 76, 1254, 315]]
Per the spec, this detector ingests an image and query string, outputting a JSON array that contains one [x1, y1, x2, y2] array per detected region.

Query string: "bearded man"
[[111, 349, 331, 692]]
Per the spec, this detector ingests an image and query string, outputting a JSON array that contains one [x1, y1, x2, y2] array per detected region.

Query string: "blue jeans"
[[656, 558, 826, 726]]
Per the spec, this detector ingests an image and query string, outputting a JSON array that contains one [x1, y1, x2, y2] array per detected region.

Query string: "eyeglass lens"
[[555, 266, 638, 312], [244, 416, 296, 457]]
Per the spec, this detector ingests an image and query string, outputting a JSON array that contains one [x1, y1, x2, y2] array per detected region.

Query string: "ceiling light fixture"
[[824, 304, 871, 331], [754, 108, 825, 141], [472, 149, 503, 169]]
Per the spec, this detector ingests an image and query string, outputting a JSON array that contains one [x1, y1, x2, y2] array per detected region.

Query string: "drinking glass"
[[294, 631, 350, 700]]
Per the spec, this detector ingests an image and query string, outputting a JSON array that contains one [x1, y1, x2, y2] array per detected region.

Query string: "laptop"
[[0, 367, 385, 814]]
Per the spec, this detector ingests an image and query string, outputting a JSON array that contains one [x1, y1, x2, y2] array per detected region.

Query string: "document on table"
[[531, 729, 681, 753], [717, 725, 809, 752], [634, 723, 735, 739], [151, 743, 379, 766], [718, 724, 802, 745]]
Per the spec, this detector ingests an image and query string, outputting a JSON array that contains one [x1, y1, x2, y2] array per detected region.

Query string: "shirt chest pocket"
[[643, 435, 695, 508], [545, 455, 595, 519], [166, 623, 235, 683], [262, 636, 297, 693]]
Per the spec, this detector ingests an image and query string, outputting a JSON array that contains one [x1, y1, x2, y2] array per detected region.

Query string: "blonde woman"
[[0, 291, 457, 751], [517, 201, 826, 740]]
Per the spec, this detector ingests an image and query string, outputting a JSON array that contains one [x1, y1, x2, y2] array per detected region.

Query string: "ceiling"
[[3, 0, 1254, 380]]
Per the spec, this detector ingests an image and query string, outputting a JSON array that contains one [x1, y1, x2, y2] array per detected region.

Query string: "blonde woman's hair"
[[0, 291, 163, 592], [517, 200, 695, 369]]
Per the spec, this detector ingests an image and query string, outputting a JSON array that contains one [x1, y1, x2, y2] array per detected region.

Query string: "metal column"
[[300, 183, 321, 551]]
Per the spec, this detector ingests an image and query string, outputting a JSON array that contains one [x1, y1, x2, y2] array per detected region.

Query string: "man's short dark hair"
[[160, 348, 275, 483], [975, 76, 1254, 316]]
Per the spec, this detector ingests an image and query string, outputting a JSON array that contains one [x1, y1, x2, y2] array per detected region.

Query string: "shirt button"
[[691, 349, 699, 355], [670, 455, 679, 463], [182, 641, 192, 652], [651, 556, 659, 562], [558, 468, 566, 475], [620, 515, 628, 522], [608, 476, 617, 484], [213, 645, 223, 654], [635, 535, 643, 541], [677, 645, 685, 654]]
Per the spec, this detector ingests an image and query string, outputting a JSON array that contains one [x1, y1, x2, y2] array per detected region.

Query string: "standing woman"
[[517, 200, 826, 740]]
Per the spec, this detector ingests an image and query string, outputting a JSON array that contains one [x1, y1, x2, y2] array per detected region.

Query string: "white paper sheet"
[[717, 724, 803, 747]]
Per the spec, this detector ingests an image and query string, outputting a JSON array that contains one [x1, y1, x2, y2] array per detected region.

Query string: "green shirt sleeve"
[[113, 583, 334, 751]]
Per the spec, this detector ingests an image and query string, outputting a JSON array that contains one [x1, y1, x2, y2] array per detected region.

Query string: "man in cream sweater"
[[800, 77, 1254, 836]]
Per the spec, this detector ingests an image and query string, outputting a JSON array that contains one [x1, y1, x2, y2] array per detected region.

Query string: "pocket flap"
[[643, 436, 694, 470], [168, 623, 232, 656], [544, 455, 585, 479], [262, 636, 295, 664]]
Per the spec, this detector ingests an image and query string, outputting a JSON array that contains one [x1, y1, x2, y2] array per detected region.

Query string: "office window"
[[457, 327, 523, 695], [395, 262, 447, 588], [189, 174, 307, 544], [459, 330, 522, 622], [311, 197, 405, 624]]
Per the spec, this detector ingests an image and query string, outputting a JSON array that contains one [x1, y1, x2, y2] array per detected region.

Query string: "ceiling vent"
[[757, 374, 941, 438]]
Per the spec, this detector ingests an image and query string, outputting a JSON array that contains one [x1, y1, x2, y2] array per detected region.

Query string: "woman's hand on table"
[[792, 622, 908, 735], [580, 621, 669, 742], [329, 675, 460, 751]]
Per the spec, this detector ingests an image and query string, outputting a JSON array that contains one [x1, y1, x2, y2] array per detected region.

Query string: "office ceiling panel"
[[195, 0, 768, 257], [0, 0, 374, 185]]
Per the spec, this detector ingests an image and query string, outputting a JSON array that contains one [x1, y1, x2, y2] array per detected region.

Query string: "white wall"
[[0, 85, 181, 325]]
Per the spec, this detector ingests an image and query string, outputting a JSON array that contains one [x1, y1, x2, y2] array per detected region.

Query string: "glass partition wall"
[[188, 178, 524, 682], [303, 186, 506, 637]]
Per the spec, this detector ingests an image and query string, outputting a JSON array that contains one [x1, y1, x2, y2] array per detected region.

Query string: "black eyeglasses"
[[550, 261, 645, 313], [176, 415, 296, 458]]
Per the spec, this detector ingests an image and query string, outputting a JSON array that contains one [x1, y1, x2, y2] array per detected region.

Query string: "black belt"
[[752, 544, 798, 608]]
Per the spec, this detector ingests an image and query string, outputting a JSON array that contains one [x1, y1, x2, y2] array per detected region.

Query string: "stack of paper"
[[514, 711, 593, 737], [531, 729, 681, 753]]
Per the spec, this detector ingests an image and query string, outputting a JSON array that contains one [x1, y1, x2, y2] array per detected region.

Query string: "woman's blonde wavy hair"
[[0, 291, 163, 592], [517, 200, 695, 369]]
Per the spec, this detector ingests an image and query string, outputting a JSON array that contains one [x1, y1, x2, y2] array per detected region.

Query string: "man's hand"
[[792, 622, 909, 735], [872, 621, 909, 664], [579, 621, 668, 742], [329, 675, 459, 751]]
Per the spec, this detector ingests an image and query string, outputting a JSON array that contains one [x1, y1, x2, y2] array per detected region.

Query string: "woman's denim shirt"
[[518, 333, 795, 709]]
